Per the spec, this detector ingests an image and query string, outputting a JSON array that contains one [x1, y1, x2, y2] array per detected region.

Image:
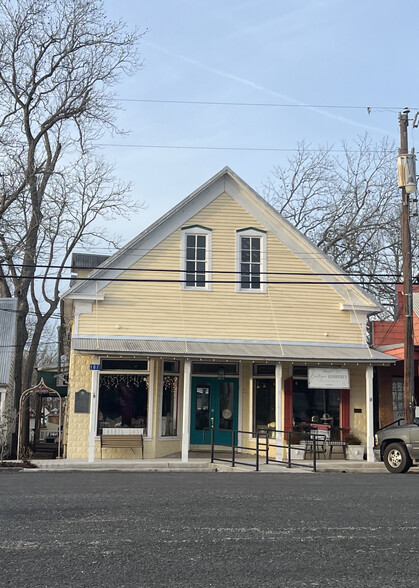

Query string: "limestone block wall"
[[66, 351, 93, 459], [348, 365, 368, 444]]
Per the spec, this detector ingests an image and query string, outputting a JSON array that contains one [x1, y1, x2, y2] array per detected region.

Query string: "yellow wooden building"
[[62, 167, 394, 462]]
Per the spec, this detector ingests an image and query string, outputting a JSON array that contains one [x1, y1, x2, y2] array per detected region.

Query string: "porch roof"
[[71, 337, 396, 364]]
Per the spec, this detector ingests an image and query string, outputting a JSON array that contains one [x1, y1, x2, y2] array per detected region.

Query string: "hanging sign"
[[308, 368, 350, 389]]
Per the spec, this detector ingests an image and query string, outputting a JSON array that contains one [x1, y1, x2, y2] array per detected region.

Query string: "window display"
[[98, 374, 149, 434]]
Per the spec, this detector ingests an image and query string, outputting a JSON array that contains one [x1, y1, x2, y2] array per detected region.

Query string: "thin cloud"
[[143, 40, 392, 136]]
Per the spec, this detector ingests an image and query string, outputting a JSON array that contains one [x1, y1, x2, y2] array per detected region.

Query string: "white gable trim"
[[62, 167, 381, 313], [65, 294, 105, 301], [73, 301, 93, 336], [62, 174, 227, 298], [224, 174, 381, 311]]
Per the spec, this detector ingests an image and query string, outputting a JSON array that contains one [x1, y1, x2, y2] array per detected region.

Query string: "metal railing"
[[376, 418, 405, 431], [257, 428, 321, 472], [205, 427, 257, 469], [205, 427, 321, 472]]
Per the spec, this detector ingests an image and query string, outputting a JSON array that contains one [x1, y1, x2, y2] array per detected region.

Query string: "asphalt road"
[[0, 470, 418, 588]]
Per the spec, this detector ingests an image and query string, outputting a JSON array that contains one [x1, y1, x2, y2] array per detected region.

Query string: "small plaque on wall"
[[74, 389, 90, 413]]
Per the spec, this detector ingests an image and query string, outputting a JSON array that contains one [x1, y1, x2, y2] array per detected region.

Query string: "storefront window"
[[293, 378, 340, 428], [161, 375, 178, 436], [392, 377, 404, 421], [98, 374, 149, 434], [253, 378, 275, 433]]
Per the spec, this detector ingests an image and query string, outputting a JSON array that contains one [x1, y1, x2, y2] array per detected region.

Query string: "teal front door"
[[190, 377, 238, 445]]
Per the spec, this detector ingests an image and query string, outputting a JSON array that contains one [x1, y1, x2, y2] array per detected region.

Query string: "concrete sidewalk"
[[2, 455, 389, 474]]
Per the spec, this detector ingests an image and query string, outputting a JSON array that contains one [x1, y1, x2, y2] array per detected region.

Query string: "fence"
[[206, 427, 321, 472]]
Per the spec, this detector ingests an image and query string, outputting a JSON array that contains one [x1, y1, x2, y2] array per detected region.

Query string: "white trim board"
[[62, 167, 382, 313]]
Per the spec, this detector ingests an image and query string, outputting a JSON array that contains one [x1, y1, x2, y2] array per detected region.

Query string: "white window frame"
[[159, 361, 180, 439], [97, 366, 151, 438], [236, 228, 267, 293], [181, 225, 212, 291]]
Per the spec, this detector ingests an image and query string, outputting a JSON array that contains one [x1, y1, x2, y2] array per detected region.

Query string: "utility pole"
[[398, 108, 416, 424]]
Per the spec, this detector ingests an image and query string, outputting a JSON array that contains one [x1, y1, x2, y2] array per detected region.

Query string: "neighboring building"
[[70, 253, 110, 285], [36, 364, 69, 398], [62, 167, 395, 462], [0, 298, 18, 458], [372, 284, 419, 427]]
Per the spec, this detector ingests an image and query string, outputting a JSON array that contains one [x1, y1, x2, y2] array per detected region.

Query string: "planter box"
[[347, 444, 365, 460], [287, 445, 306, 460]]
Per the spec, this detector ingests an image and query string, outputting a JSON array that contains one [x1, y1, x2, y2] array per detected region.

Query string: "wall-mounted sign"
[[308, 368, 350, 390], [74, 389, 90, 413], [90, 364, 100, 371]]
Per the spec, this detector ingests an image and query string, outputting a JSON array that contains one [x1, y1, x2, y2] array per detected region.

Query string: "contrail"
[[143, 41, 392, 137]]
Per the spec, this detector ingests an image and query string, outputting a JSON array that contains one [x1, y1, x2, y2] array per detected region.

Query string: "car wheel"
[[383, 442, 412, 474]]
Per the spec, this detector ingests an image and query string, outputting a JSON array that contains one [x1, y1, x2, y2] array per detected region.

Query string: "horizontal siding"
[[79, 194, 365, 344]]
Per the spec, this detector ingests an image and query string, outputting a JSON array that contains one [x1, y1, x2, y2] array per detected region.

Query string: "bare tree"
[[0, 0, 143, 450], [262, 135, 417, 314]]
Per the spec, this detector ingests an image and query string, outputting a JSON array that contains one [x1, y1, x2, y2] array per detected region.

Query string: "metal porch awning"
[[71, 337, 396, 364]]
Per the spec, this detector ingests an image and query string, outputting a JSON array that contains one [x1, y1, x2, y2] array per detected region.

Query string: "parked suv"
[[374, 415, 419, 473]]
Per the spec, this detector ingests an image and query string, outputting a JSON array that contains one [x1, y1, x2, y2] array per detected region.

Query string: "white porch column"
[[88, 362, 100, 463], [275, 362, 283, 461], [181, 359, 192, 463], [366, 365, 374, 463]]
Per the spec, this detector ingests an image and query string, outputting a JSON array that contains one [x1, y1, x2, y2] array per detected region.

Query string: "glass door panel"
[[195, 386, 210, 431], [219, 381, 234, 431], [191, 377, 238, 445], [190, 379, 212, 444]]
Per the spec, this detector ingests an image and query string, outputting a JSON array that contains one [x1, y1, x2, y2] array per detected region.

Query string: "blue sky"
[[97, 0, 419, 249]]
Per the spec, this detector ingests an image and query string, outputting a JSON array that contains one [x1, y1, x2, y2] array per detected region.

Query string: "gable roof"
[[0, 298, 18, 386], [62, 166, 381, 312]]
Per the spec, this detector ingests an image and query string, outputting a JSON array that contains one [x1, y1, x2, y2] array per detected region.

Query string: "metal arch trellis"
[[17, 378, 63, 460]]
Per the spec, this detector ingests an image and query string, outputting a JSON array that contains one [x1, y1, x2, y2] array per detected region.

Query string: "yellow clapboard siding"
[[78, 193, 365, 345]]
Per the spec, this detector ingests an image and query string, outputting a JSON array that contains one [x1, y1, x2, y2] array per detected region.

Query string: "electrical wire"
[[0, 261, 406, 278], [117, 98, 419, 111], [94, 142, 398, 154], [0, 273, 403, 286]]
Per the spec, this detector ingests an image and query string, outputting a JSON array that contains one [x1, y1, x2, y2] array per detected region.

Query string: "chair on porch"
[[327, 427, 347, 459], [303, 433, 327, 459]]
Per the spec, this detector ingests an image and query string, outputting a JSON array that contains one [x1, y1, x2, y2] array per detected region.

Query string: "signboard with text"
[[74, 389, 90, 413], [308, 367, 350, 389]]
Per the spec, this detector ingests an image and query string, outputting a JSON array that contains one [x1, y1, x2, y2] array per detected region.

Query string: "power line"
[[95, 142, 397, 154], [118, 98, 417, 111], [0, 341, 58, 349], [1, 261, 406, 278], [0, 307, 61, 319], [0, 273, 402, 286]]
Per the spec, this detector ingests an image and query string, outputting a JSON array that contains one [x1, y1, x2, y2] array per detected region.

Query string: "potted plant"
[[345, 432, 365, 460]]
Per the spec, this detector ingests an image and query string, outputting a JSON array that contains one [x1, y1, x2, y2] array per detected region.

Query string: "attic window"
[[181, 226, 212, 290], [236, 228, 267, 293]]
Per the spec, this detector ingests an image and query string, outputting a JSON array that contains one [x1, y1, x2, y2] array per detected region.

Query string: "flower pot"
[[347, 444, 365, 460], [287, 445, 305, 460]]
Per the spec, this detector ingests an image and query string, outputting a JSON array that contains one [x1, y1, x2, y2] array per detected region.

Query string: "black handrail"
[[376, 418, 405, 432], [206, 427, 260, 469], [205, 426, 318, 472], [258, 428, 319, 472]]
